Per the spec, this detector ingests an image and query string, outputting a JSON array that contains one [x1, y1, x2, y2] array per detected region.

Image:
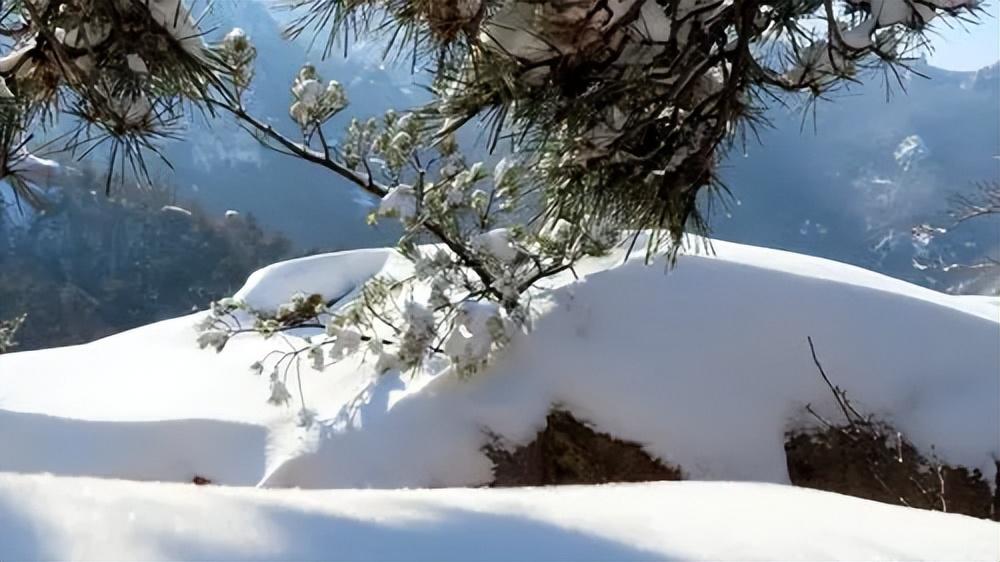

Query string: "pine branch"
[[209, 98, 511, 300], [209, 100, 387, 199]]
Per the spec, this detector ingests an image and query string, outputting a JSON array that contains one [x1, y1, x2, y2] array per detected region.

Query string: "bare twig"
[[807, 336, 857, 427]]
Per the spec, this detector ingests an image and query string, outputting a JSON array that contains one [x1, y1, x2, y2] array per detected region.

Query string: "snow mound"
[[0, 473, 996, 561], [0, 239, 996, 490], [0, 410, 266, 485], [234, 248, 398, 311]]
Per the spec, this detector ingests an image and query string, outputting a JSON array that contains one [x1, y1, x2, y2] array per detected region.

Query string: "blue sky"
[[925, 2, 999, 70]]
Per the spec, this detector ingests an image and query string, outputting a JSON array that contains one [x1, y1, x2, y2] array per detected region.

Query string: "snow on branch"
[[0, 0, 222, 196], [194, 1, 985, 414]]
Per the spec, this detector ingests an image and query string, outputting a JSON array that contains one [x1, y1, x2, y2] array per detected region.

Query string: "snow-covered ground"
[[1, 238, 996, 487], [0, 238, 997, 559], [1, 472, 997, 561]]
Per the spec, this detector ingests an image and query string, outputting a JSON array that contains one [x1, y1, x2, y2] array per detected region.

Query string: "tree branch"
[[208, 99, 388, 199]]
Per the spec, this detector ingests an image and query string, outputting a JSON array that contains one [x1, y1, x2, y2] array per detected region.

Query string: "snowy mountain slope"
[[715, 62, 1000, 291], [0, 239, 996, 490], [1, 473, 996, 561]]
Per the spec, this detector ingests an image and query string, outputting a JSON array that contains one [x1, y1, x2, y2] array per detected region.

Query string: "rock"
[[785, 426, 997, 521], [486, 409, 682, 487]]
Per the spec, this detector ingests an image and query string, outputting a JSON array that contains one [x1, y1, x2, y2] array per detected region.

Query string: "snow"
[[293, 78, 325, 107], [841, 16, 877, 49], [290, 67, 348, 127], [443, 300, 507, 372], [8, 152, 60, 186], [894, 134, 930, 171], [874, 0, 937, 26], [0, 76, 14, 98], [483, 0, 675, 71], [841, 0, 979, 49], [472, 228, 519, 261], [62, 21, 112, 49], [0, 473, 995, 561], [233, 248, 398, 311], [378, 184, 418, 220], [146, 0, 205, 55], [1, 237, 997, 558], [159, 204, 192, 217], [126, 53, 149, 74], [0, 238, 995, 494], [0, 42, 30, 74], [224, 27, 247, 47], [107, 92, 153, 126]]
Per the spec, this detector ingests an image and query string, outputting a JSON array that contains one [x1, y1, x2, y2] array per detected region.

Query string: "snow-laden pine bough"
[[195, 0, 983, 411], [0, 1, 986, 410], [0, 0, 221, 205]]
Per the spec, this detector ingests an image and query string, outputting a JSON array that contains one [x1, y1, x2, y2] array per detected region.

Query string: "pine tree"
[[0, 0, 984, 401]]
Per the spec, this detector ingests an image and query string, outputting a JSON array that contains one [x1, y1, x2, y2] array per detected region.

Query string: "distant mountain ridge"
[[712, 58, 999, 292]]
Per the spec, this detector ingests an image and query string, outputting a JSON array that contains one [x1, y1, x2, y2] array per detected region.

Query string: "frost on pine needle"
[[289, 65, 348, 131], [308, 344, 326, 371], [219, 27, 256, 95], [472, 229, 520, 263], [492, 157, 523, 194], [267, 372, 293, 406], [190, 102, 621, 402], [224, 27, 248, 48], [398, 301, 436, 369], [369, 111, 422, 174], [196, 330, 230, 353], [328, 326, 363, 360], [444, 301, 511, 378]]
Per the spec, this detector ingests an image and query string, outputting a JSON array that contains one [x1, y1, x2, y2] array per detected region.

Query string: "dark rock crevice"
[[484, 407, 997, 522], [785, 427, 998, 521], [485, 409, 683, 487]]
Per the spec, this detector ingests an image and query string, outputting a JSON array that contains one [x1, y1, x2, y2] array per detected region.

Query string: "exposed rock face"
[[486, 410, 682, 487], [785, 428, 998, 521], [487, 408, 997, 522]]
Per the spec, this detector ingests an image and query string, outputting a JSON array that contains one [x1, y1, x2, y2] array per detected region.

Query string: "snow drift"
[[0, 238, 996, 490], [0, 473, 996, 561]]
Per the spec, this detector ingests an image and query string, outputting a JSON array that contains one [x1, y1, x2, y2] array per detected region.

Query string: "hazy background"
[[1, 0, 997, 349], [175, 0, 999, 282]]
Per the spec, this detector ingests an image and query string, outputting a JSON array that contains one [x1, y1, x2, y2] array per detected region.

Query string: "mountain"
[[712, 61, 1000, 293], [0, 185, 293, 351]]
